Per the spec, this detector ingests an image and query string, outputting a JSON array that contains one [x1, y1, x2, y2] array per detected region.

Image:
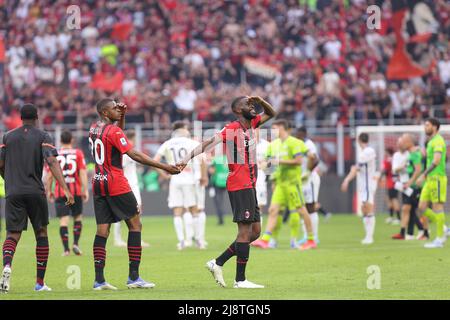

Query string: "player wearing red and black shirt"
[[382, 148, 401, 224], [46, 130, 88, 256], [0, 104, 74, 293], [178, 96, 276, 289], [89, 98, 180, 291]]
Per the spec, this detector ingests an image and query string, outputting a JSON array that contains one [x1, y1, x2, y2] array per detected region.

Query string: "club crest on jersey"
[[244, 210, 250, 219], [120, 137, 127, 146]]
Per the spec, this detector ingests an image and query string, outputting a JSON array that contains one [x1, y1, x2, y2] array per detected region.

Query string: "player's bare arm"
[[80, 168, 89, 203], [248, 96, 276, 126], [45, 170, 55, 203], [152, 154, 171, 180], [341, 165, 358, 192], [307, 151, 318, 171], [177, 134, 222, 171], [127, 149, 180, 175], [417, 151, 441, 186], [117, 102, 127, 130], [47, 156, 75, 206], [199, 155, 209, 187]]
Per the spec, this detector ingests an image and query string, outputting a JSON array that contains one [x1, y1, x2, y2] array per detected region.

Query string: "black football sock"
[[407, 211, 416, 235], [400, 228, 405, 237], [235, 242, 249, 282], [396, 211, 401, 220], [423, 229, 430, 238], [2, 237, 17, 267], [215, 241, 236, 266], [93, 235, 107, 283], [36, 237, 49, 286], [60, 226, 69, 252], [73, 221, 82, 246], [127, 232, 142, 281], [389, 208, 394, 218]]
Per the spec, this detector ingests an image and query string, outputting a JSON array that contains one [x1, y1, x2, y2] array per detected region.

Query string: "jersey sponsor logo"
[[93, 173, 108, 181]]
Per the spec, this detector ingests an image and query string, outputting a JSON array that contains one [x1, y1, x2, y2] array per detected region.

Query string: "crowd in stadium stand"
[[1, 0, 449, 130]]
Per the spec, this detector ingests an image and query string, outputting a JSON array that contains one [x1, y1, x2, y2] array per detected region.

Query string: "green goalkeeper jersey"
[[266, 136, 308, 185], [406, 148, 422, 188], [426, 134, 447, 177]]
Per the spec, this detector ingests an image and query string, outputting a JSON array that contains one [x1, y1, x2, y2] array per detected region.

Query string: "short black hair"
[[231, 96, 247, 112], [385, 147, 394, 156], [61, 130, 73, 144], [272, 118, 290, 130], [20, 103, 38, 120], [297, 126, 307, 135], [96, 98, 114, 115], [172, 120, 189, 131], [358, 133, 369, 143], [426, 118, 440, 130]]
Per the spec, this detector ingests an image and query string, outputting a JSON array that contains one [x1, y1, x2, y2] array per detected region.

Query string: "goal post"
[[354, 125, 450, 216]]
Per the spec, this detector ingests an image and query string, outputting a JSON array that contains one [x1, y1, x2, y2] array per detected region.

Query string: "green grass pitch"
[[1, 214, 449, 300]]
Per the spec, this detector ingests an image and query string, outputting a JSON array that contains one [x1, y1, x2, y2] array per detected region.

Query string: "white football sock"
[[173, 216, 185, 242], [363, 215, 376, 239], [183, 212, 194, 243], [301, 219, 307, 239], [198, 211, 206, 242], [310, 212, 319, 240], [192, 214, 200, 241], [114, 222, 123, 243]]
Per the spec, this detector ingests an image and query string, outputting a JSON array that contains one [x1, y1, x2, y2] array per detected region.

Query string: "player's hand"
[[200, 176, 209, 187], [165, 164, 181, 175], [176, 161, 188, 172], [416, 174, 425, 187], [47, 191, 55, 204], [340, 180, 349, 193], [82, 190, 89, 203], [117, 102, 127, 116], [64, 189, 75, 206]]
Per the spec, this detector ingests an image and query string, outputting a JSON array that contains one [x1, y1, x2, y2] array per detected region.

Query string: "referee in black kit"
[[0, 104, 75, 293]]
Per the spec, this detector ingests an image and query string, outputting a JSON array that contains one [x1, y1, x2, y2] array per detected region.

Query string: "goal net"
[[354, 125, 450, 216]]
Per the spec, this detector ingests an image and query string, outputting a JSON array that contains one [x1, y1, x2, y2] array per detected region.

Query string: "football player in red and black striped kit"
[[89, 98, 180, 290], [177, 96, 276, 289], [46, 130, 88, 256]]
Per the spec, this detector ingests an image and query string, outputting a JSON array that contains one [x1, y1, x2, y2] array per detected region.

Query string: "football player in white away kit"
[[255, 129, 270, 225], [192, 138, 208, 249], [341, 133, 378, 245], [296, 127, 320, 245], [113, 130, 149, 248], [154, 121, 207, 250]]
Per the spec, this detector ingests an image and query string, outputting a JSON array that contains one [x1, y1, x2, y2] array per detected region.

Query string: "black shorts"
[[5, 194, 49, 231], [388, 188, 398, 199], [228, 188, 260, 223], [55, 196, 83, 218], [402, 189, 420, 206], [94, 192, 140, 225]]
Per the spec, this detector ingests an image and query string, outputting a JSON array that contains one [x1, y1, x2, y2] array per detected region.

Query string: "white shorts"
[[359, 185, 377, 204], [255, 182, 268, 206], [130, 184, 142, 207], [303, 171, 321, 204], [168, 181, 197, 209], [195, 184, 205, 210]]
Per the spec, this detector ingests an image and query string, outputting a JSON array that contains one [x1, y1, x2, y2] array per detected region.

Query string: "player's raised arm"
[[248, 96, 276, 126], [126, 148, 180, 174], [177, 134, 222, 171], [116, 102, 127, 130]]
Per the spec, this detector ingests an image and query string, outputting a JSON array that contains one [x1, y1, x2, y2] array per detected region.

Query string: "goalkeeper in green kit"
[[416, 118, 448, 248]]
